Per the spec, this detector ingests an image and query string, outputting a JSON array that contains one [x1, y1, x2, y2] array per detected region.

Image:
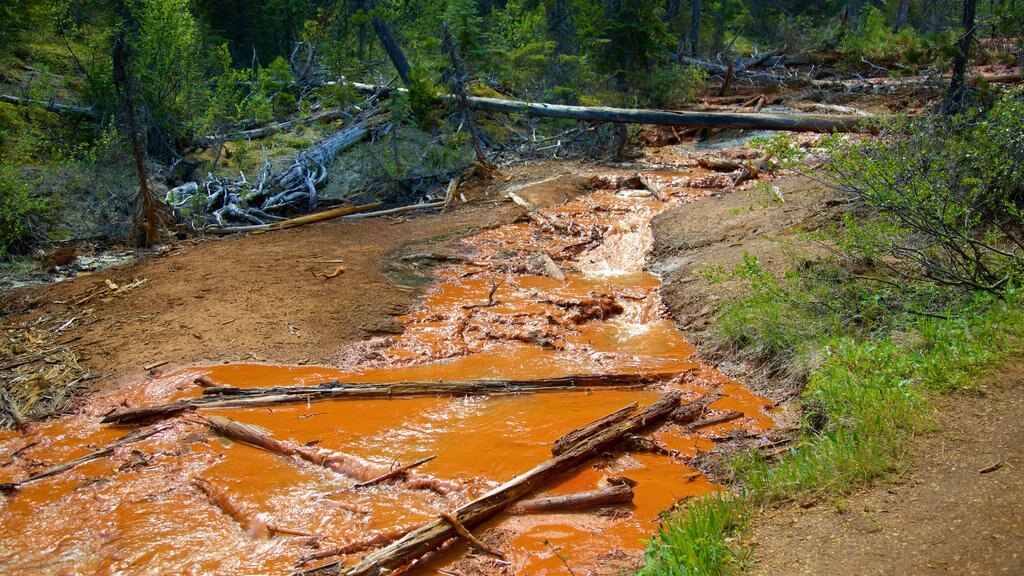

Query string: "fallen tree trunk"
[[348, 82, 873, 133], [0, 94, 100, 119], [551, 402, 638, 455], [506, 483, 634, 514], [0, 424, 165, 493], [206, 202, 382, 234], [320, 392, 682, 576], [196, 109, 353, 146], [467, 96, 869, 132], [205, 416, 461, 495], [101, 371, 681, 425]]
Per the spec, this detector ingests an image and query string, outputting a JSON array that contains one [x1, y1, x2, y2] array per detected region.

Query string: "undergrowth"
[[641, 92, 1024, 575], [641, 289, 1024, 576]]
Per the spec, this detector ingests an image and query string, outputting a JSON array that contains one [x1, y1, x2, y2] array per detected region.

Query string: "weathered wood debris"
[[299, 392, 682, 576], [100, 371, 684, 425]]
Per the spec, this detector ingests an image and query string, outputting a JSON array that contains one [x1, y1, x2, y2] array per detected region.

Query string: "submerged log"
[[0, 425, 165, 493], [324, 391, 682, 576], [685, 409, 745, 432], [101, 372, 681, 425], [506, 483, 634, 514], [296, 522, 428, 566], [205, 416, 461, 495], [193, 477, 315, 539]]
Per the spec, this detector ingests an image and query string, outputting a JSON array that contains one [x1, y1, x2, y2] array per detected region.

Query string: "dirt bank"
[[0, 164, 592, 388], [649, 175, 1024, 575], [649, 173, 837, 399]]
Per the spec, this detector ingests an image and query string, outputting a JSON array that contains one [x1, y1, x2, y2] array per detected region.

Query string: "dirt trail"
[[748, 373, 1024, 575]]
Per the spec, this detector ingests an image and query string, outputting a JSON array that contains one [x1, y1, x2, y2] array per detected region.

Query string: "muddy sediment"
[[1, 152, 789, 574]]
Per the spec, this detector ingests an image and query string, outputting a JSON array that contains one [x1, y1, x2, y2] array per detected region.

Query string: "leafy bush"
[[837, 6, 955, 73], [824, 93, 1024, 293], [0, 163, 53, 255], [637, 65, 707, 108]]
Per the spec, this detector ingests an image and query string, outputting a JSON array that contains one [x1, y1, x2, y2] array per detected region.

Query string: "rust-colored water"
[[0, 169, 777, 575]]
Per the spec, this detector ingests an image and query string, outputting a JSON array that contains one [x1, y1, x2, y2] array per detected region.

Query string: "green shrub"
[[0, 163, 52, 255], [824, 93, 1024, 293]]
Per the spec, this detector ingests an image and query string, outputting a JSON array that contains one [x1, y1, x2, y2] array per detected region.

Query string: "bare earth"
[[3, 164, 1023, 574]]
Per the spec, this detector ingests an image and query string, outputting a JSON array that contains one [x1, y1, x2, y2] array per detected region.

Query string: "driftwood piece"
[[684, 410, 745, 432], [551, 402, 639, 456], [343, 201, 446, 220], [205, 416, 461, 495], [0, 425, 165, 493], [323, 392, 681, 576], [506, 483, 634, 514], [669, 392, 724, 425], [353, 456, 436, 489], [102, 372, 681, 425], [440, 512, 506, 559], [207, 202, 382, 234]]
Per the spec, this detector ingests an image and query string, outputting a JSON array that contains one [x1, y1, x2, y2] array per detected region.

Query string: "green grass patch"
[[641, 278, 1024, 575]]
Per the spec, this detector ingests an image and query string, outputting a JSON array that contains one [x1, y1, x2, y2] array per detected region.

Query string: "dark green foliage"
[[826, 94, 1024, 292]]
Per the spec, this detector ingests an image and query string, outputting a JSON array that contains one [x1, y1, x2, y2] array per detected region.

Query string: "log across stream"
[[0, 153, 782, 574]]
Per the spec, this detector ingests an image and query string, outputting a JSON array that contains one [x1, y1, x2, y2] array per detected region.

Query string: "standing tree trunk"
[[943, 0, 977, 115], [367, 0, 411, 84], [112, 28, 160, 246], [689, 0, 701, 56], [893, 0, 910, 32]]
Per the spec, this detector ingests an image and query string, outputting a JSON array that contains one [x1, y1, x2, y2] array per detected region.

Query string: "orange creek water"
[[0, 167, 778, 575]]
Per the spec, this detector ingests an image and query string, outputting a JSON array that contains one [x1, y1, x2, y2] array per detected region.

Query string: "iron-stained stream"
[[0, 166, 777, 575]]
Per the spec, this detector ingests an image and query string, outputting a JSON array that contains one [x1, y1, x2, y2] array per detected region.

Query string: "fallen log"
[[347, 82, 872, 133], [102, 372, 681, 425], [467, 95, 869, 133], [206, 202, 383, 234], [0, 94, 99, 119], [0, 424, 165, 493], [343, 201, 445, 220], [323, 392, 682, 576], [506, 483, 634, 514], [551, 402, 638, 456], [205, 416, 461, 495], [196, 109, 353, 147]]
